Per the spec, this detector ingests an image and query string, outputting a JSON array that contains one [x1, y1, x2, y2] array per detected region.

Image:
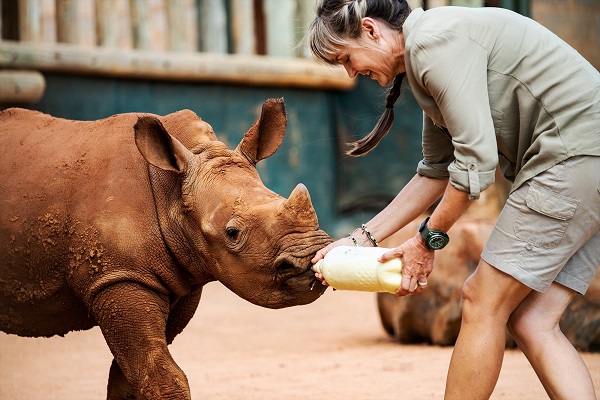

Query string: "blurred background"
[[1, 0, 598, 237]]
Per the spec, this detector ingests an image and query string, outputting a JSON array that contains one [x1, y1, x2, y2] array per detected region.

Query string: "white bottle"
[[312, 246, 403, 293]]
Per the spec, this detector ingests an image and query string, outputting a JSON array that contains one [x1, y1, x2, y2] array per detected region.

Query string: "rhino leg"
[[107, 359, 136, 400], [91, 282, 190, 400], [166, 286, 203, 344]]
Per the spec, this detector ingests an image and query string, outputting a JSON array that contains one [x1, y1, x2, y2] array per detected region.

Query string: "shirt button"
[[526, 244, 533, 250], [469, 164, 475, 170]]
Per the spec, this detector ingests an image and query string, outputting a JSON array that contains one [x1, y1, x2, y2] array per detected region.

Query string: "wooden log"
[[198, 0, 227, 54], [56, 0, 77, 44], [264, 0, 296, 57], [56, 0, 95, 47], [131, 0, 167, 51], [18, 0, 56, 43], [166, 0, 197, 52], [0, 69, 45, 103], [0, 41, 355, 90], [230, 0, 255, 55], [295, 0, 315, 58], [95, 0, 132, 49], [79, 0, 95, 46]]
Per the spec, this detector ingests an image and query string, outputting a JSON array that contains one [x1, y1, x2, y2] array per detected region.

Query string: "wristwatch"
[[418, 217, 450, 250]]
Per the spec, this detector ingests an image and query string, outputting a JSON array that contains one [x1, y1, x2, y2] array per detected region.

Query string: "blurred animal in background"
[[378, 180, 599, 351]]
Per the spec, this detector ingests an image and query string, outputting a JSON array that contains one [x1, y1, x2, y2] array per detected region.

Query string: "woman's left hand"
[[378, 233, 435, 297]]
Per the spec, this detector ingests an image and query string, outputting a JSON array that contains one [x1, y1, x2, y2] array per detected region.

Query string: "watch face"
[[428, 233, 449, 250]]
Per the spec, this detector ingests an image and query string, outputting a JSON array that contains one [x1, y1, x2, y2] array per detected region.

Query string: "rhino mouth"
[[274, 255, 317, 287]]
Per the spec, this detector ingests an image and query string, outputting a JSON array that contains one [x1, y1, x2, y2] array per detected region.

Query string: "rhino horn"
[[236, 98, 286, 165], [283, 184, 317, 222]]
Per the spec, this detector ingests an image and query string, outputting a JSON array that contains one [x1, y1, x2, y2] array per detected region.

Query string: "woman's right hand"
[[378, 233, 434, 297], [311, 236, 355, 284]]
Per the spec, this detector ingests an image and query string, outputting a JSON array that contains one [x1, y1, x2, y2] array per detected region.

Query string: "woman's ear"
[[361, 17, 380, 41]]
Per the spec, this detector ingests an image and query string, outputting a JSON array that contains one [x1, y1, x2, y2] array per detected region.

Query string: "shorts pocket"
[[515, 183, 579, 249]]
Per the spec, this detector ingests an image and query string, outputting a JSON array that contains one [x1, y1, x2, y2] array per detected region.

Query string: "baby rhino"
[[0, 98, 331, 399]]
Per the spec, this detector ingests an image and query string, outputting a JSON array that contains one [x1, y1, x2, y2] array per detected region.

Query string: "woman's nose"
[[343, 64, 357, 78]]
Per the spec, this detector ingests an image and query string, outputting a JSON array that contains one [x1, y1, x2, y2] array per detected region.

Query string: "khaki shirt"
[[403, 7, 600, 198]]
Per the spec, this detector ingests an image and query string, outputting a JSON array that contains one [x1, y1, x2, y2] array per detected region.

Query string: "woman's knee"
[[460, 260, 530, 325], [460, 272, 486, 323]]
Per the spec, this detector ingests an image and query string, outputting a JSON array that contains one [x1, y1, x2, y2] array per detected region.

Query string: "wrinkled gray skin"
[[0, 98, 331, 399]]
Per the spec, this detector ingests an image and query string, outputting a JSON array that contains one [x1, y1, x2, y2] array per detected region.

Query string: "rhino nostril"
[[277, 262, 296, 275], [226, 227, 239, 240]]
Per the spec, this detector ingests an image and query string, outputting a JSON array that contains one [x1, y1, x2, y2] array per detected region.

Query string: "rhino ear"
[[134, 116, 191, 173], [235, 98, 286, 164]]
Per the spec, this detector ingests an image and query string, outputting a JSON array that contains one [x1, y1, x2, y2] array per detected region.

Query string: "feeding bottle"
[[312, 246, 403, 293]]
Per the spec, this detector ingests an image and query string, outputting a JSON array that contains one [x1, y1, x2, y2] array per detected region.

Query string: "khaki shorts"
[[482, 156, 600, 294]]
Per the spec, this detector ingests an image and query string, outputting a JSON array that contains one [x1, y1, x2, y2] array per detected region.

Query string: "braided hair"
[[307, 0, 411, 156]]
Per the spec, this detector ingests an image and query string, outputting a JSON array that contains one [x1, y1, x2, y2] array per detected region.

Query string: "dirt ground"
[[1, 282, 599, 400]]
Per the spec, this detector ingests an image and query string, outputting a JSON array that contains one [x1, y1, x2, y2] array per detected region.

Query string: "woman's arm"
[[429, 181, 474, 232], [379, 182, 473, 296], [311, 173, 448, 265], [365, 173, 449, 241]]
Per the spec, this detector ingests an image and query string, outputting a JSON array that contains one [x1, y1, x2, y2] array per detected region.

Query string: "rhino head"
[[134, 98, 332, 308]]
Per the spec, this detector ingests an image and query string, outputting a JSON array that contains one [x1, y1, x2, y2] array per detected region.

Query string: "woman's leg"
[[444, 259, 531, 400], [507, 282, 596, 400]]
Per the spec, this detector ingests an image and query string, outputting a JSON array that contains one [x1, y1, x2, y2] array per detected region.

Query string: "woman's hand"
[[311, 236, 355, 285], [378, 233, 435, 297]]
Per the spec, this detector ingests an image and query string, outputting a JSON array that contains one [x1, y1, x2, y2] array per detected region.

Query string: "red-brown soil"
[[1, 282, 599, 399]]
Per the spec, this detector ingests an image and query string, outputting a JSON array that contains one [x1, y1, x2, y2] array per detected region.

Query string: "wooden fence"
[[0, 0, 353, 103]]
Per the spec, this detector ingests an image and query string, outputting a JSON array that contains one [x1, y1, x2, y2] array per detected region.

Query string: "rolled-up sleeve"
[[417, 113, 454, 179], [408, 30, 498, 199]]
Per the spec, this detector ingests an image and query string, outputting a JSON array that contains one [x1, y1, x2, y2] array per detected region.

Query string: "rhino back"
[[0, 109, 170, 337]]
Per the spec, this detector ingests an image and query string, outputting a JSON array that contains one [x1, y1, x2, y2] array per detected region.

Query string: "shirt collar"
[[403, 7, 425, 38]]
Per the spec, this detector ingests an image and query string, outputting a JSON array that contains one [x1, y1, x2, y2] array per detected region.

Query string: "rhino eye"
[[226, 226, 240, 240]]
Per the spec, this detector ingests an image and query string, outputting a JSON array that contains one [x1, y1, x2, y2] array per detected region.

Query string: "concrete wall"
[[531, 0, 600, 70]]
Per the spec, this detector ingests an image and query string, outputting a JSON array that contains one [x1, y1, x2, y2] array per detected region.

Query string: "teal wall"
[[28, 73, 424, 238]]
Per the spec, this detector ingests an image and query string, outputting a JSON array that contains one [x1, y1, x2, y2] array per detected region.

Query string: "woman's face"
[[334, 19, 405, 87]]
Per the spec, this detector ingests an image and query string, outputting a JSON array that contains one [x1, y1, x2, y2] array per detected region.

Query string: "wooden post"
[[56, 0, 78, 43], [295, 0, 316, 58], [230, 0, 255, 55], [198, 0, 228, 54], [264, 0, 295, 57], [76, 0, 95, 47], [56, 0, 95, 46], [130, 0, 167, 51], [18, 0, 56, 43], [95, 0, 132, 49], [166, 0, 197, 52]]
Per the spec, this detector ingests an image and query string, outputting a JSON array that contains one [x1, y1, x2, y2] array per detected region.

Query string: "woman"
[[307, 0, 600, 399]]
